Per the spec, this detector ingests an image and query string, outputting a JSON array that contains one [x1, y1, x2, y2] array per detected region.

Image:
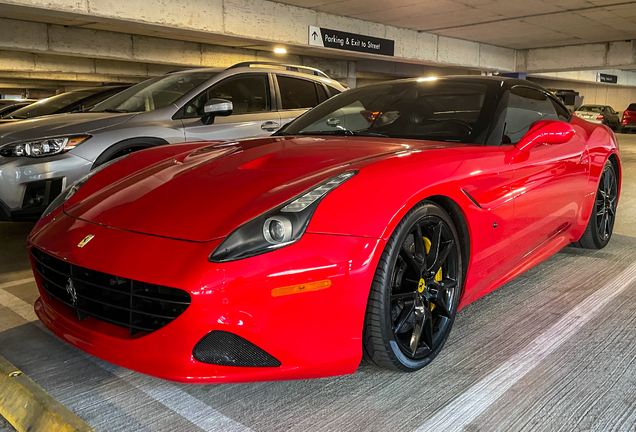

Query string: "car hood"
[[0, 112, 136, 144], [65, 136, 459, 242]]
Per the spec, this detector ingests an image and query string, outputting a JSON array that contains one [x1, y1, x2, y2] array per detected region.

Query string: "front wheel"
[[573, 160, 618, 249], [363, 202, 463, 372]]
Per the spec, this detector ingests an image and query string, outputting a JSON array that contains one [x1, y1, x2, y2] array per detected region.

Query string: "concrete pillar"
[[345, 61, 356, 89]]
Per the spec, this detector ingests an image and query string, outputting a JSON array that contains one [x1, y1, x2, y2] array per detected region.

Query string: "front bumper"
[[0, 152, 92, 220], [29, 211, 384, 383]]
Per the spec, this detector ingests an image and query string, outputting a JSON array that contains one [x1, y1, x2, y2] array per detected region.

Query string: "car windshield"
[[0, 104, 29, 118], [8, 91, 98, 119], [277, 79, 495, 144], [578, 105, 604, 113], [91, 72, 218, 113]]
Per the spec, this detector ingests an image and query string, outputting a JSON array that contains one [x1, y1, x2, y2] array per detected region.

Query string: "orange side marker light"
[[271, 280, 332, 297]]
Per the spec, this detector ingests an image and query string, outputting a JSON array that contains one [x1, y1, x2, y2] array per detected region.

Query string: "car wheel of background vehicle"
[[106, 146, 146, 162], [573, 160, 618, 249], [363, 201, 463, 372]]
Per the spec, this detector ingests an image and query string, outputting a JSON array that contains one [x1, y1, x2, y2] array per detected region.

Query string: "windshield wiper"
[[296, 129, 389, 137], [101, 108, 129, 113], [349, 131, 389, 138]]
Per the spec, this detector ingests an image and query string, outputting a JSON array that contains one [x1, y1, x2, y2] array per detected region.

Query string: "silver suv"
[[0, 62, 345, 220]]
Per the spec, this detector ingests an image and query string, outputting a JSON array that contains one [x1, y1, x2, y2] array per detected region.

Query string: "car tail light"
[[623, 120, 628, 124], [597, 114, 604, 120]]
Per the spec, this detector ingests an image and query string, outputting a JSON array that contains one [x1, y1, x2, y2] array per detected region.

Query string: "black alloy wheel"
[[573, 160, 618, 249], [363, 202, 463, 372], [595, 163, 618, 242]]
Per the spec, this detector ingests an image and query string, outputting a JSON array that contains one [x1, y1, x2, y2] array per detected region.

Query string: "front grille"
[[31, 248, 191, 336], [193, 330, 281, 367]]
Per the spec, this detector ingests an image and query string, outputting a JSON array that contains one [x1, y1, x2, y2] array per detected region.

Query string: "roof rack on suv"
[[227, 62, 330, 79]]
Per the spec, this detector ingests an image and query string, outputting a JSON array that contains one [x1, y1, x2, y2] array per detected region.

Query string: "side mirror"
[[201, 98, 233, 125], [515, 120, 575, 152]]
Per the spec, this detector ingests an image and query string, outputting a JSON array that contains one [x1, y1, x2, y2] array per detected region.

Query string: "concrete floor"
[[1, 135, 636, 432]]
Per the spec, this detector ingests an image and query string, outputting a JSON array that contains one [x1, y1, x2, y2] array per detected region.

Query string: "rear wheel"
[[363, 202, 463, 372], [573, 160, 618, 249]]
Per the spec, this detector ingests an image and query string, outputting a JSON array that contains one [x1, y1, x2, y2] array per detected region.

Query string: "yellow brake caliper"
[[423, 237, 443, 311]]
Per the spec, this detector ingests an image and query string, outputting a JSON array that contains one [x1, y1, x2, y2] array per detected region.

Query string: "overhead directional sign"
[[597, 73, 618, 84], [308, 26, 394, 57]]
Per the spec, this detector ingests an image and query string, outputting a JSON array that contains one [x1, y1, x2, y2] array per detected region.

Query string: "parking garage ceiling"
[[276, 0, 636, 49]]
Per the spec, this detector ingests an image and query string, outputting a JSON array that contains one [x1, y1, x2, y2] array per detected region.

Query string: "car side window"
[[183, 74, 270, 118], [277, 76, 319, 110], [316, 84, 329, 103], [549, 97, 570, 121], [327, 86, 342, 97], [502, 87, 559, 144]]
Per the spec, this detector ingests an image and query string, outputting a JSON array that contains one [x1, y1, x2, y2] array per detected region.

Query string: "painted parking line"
[[0, 287, 253, 432], [0, 283, 37, 322], [0, 278, 34, 290], [416, 260, 636, 432]]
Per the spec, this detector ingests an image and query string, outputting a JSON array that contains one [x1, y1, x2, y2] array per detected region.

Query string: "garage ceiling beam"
[[0, 50, 173, 79], [0, 0, 516, 72], [0, 70, 144, 84], [518, 41, 636, 73]]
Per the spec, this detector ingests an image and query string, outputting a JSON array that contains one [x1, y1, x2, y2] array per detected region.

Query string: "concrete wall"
[[531, 69, 636, 87], [529, 77, 636, 114]]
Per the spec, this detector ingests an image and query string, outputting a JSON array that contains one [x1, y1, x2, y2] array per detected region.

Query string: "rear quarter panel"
[[570, 117, 622, 236]]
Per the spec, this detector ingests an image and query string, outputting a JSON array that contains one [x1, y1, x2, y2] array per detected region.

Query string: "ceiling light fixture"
[[274, 48, 287, 54]]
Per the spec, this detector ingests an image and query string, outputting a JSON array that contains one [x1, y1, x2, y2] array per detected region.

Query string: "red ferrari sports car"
[[28, 76, 620, 383]]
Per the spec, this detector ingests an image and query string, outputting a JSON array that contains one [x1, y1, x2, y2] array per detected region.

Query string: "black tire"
[[363, 201, 463, 372], [573, 160, 618, 249], [105, 146, 146, 162]]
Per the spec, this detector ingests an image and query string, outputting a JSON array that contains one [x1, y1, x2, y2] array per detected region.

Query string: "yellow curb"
[[0, 355, 95, 432]]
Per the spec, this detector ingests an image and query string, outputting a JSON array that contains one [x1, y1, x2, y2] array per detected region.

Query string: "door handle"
[[261, 121, 280, 132]]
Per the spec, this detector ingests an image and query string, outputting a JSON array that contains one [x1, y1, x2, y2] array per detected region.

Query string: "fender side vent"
[[193, 331, 281, 367], [461, 189, 483, 209]]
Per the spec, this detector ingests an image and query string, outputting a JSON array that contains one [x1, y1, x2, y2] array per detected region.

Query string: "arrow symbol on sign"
[[312, 31, 318, 40]]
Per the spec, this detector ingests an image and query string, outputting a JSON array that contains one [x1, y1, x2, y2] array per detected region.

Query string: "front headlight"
[[0, 136, 90, 158], [210, 171, 358, 262], [41, 154, 129, 218]]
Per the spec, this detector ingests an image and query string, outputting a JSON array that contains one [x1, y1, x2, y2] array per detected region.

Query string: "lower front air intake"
[[193, 330, 281, 367]]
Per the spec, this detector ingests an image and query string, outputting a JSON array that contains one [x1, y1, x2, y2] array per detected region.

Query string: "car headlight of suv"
[[0, 136, 90, 158], [210, 170, 358, 262], [41, 154, 129, 218]]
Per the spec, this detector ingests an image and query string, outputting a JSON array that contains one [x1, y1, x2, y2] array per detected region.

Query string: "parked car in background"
[[0, 86, 130, 124], [0, 62, 346, 220], [0, 99, 37, 118], [574, 104, 620, 130], [621, 103, 636, 133]]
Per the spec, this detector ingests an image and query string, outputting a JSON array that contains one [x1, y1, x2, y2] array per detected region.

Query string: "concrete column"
[[345, 61, 356, 89]]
